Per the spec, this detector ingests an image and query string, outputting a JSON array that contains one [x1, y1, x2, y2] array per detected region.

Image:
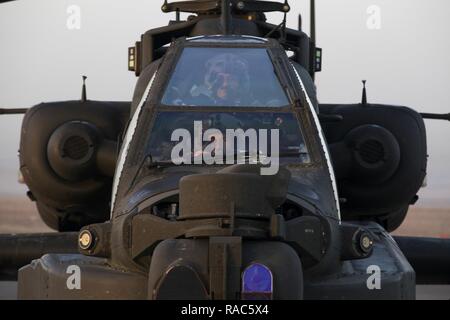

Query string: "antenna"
[[280, 0, 288, 41], [361, 80, 367, 105], [81, 76, 87, 102], [309, 0, 317, 80], [310, 0, 316, 44]]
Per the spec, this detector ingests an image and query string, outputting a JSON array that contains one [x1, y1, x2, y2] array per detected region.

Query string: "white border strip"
[[110, 71, 158, 215], [290, 64, 341, 221]]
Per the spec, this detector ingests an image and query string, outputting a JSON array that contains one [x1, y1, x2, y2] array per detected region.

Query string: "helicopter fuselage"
[[17, 35, 415, 300]]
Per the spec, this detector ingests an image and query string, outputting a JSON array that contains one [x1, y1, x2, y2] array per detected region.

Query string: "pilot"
[[190, 53, 253, 106]]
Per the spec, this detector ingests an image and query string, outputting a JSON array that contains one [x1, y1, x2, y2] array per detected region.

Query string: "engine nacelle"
[[320, 103, 427, 231], [20, 100, 130, 231]]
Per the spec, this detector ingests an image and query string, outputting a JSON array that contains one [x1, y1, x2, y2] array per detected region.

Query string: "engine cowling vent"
[[64, 135, 90, 160], [359, 139, 384, 165], [346, 124, 401, 185], [47, 121, 99, 182]]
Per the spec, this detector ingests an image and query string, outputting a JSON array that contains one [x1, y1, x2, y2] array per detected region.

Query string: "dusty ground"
[[0, 196, 53, 233], [0, 196, 449, 300], [392, 207, 450, 238]]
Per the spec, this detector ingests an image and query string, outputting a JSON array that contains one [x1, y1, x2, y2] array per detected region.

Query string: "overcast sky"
[[1, 0, 449, 207]]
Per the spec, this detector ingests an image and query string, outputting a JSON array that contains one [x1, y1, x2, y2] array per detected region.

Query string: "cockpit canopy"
[[152, 40, 308, 164], [161, 47, 289, 107]]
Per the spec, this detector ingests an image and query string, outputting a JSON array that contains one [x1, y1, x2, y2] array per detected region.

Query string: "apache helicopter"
[[0, 0, 449, 300]]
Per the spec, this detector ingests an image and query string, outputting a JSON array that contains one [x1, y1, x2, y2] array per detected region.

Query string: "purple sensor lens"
[[242, 263, 273, 299]]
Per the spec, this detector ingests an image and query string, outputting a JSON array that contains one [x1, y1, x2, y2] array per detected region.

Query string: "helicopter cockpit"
[[111, 35, 340, 223], [148, 37, 309, 164]]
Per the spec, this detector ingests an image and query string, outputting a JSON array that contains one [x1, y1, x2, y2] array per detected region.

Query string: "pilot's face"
[[215, 71, 240, 100]]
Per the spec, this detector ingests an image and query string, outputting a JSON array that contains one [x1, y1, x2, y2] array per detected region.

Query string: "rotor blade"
[[0, 108, 28, 115], [394, 236, 450, 285], [0, 232, 78, 281], [421, 112, 450, 121]]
